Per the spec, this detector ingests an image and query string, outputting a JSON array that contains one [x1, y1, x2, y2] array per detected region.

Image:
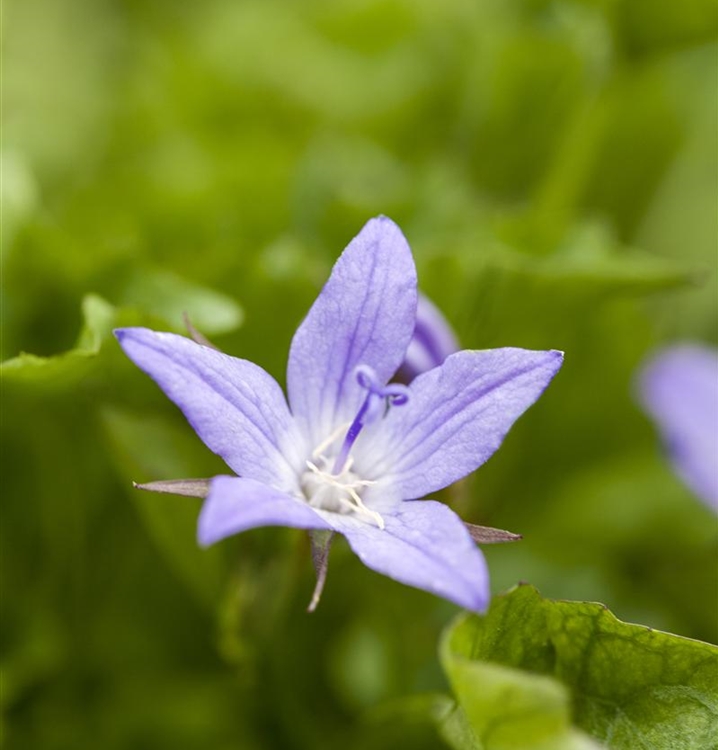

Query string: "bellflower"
[[638, 344, 718, 512], [115, 217, 563, 612]]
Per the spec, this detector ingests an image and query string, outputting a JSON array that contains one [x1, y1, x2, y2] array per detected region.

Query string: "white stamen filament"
[[312, 422, 351, 459], [299, 365, 407, 529], [304, 459, 384, 529]]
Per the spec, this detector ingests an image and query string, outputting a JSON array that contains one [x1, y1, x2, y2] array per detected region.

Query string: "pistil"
[[332, 365, 409, 475], [299, 365, 409, 528]]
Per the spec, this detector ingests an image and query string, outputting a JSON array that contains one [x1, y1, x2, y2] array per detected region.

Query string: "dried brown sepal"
[[307, 530, 334, 613], [465, 523, 523, 544], [133, 478, 211, 499], [182, 311, 219, 350]]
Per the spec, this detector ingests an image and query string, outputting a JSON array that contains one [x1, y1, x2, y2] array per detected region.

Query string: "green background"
[[2, 0, 716, 747]]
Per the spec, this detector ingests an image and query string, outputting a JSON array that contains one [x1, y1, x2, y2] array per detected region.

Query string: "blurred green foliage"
[[2, 0, 716, 747]]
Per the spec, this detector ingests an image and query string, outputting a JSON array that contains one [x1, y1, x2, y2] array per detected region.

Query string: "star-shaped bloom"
[[638, 344, 718, 512], [115, 217, 563, 612]]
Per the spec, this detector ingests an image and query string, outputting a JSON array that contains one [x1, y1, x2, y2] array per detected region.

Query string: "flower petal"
[[398, 292, 459, 382], [115, 328, 303, 489], [198, 475, 331, 546], [330, 500, 490, 612], [638, 344, 718, 511], [369, 348, 563, 499], [286, 216, 417, 446]]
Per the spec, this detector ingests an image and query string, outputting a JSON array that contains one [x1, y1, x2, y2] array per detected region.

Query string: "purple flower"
[[115, 217, 563, 612], [638, 344, 718, 512], [397, 292, 460, 382]]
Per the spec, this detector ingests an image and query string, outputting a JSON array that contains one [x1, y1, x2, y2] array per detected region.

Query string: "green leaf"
[[439, 660, 600, 750], [492, 219, 697, 297], [1, 294, 116, 388], [119, 267, 243, 335], [2, 267, 242, 391], [440, 585, 718, 750]]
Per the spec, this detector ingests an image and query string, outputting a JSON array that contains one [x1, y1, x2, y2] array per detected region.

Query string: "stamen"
[[300, 366, 406, 529], [312, 422, 351, 459], [343, 487, 384, 529], [332, 365, 409, 474], [304, 460, 383, 528]]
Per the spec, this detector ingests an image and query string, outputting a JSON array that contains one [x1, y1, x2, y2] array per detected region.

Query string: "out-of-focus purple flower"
[[397, 293, 459, 382], [115, 217, 563, 611], [639, 344, 718, 512]]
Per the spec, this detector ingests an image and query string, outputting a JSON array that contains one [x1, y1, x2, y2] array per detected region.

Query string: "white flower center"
[[300, 456, 382, 528], [297, 365, 409, 529], [299, 423, 384, 528]]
